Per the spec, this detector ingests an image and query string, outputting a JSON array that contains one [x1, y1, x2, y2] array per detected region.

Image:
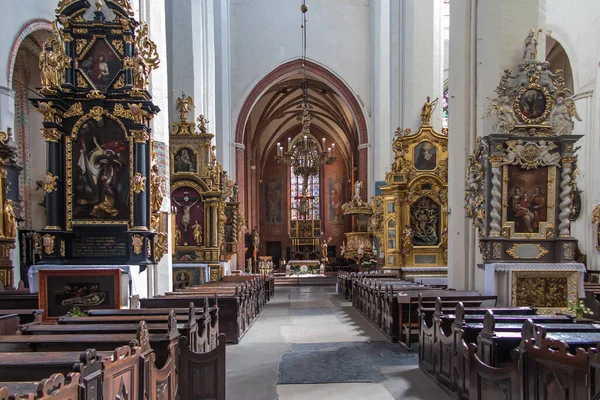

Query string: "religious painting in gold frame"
[[66, 110, 134, 231], [502, 164, 556, 239], [77, 36, 123, 91], [171, 146, 200, 175]]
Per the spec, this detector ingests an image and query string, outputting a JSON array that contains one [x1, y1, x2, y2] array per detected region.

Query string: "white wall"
[[0, 0, 55, 87], [546, 0, 600, 268], [229, 0, 371, 141]]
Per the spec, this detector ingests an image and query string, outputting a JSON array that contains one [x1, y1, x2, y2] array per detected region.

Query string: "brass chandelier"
[[275, 0, 337, 193]]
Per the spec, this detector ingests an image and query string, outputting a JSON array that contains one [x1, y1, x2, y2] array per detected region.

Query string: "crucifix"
[[172, 191, 201, 246]]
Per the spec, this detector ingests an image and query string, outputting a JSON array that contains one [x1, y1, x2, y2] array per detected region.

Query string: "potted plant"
[[567, 300, 593, 321]]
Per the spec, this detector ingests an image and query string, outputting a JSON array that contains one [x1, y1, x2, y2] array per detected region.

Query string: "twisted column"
[[558, 159, 573, 237], [489, 165, 502, 236]]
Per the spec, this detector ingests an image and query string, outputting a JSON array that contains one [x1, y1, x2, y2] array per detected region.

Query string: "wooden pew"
[[0, 315, 19, 336], [0, 317, 227, 399], [85, 303, 220, 350], [421, 300, 600, 400], [0, 309, 43, 325], [399, 291, 496, 347], [140, 292, 244, 343]]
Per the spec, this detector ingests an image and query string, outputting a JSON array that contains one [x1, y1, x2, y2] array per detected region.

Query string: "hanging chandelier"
[[275, 0, 337, 191]]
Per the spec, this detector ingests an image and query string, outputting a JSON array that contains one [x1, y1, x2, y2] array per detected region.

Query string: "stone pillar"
[[166, 0, 216, 137], [371, 0, 395, 188], [447, 0, 546, 291], [0, 87, 15, 135], [213, 0, 233, 174], [400, 0, 444, 133], [141, 0, 172, 295]]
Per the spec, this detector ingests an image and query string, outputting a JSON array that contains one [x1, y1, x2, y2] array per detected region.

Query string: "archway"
[[234, 59, 368, 268]]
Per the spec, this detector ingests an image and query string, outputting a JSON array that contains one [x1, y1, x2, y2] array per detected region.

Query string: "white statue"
[[550, 96, 581, 136], [353, 181, 362, 199], [538, 62, 559, 94], [523, 29, 539, 61], [483, 95, 517, 134], [536, 141, 561, 167], [508, 64, 530, 94]]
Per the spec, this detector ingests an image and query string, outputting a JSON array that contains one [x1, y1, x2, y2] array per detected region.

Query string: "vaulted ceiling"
[[245, 74, 359, 175]]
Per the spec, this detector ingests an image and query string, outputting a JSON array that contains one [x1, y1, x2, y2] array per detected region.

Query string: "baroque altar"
[[376, 99, 449, 279], [31, 0, 164, 268], [169, 94, 236, 282], [467, 29, 584, 311]]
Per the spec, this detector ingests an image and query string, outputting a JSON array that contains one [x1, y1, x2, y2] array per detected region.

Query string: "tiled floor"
[[226, 286, 452, 400]]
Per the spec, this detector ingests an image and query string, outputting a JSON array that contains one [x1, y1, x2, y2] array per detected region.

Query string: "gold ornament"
[[40, 128, 62, 142], [35, 102, 57, 123], [131, 23, 160, 91], [64, 102, 83, 118], [132, 234, 143, 255], [43, 234, 55, 255], [132, 172, 146, 194], [42, 172, 59, 194]]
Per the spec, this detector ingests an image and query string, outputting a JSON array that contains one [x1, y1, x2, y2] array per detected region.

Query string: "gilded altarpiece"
[[30, 0, 162, 267], [378, 111, 449, 278], [169, 95, 235, 281], [467, 30, 585, 310]]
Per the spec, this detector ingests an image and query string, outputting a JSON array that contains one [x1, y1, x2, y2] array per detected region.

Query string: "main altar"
[[466, 30, 585, 311]]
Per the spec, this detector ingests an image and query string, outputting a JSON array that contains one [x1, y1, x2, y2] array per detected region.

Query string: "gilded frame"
[[170, 145, 200, 175], [510, 270, 578, 314], [75, 35, 124, 92], [66, 109, 134, 231], [513, 83, 553, 125], [38, 268, 121, 321], [501, 165, 556, 239]]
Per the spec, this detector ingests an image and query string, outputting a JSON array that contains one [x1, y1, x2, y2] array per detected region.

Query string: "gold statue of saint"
[[176, 94, 195, 122], [420, 96, 439, 126], [150, 164, 164, 214], [400, 224, 413, 264], [3, 200, 17, 239], [174, 224, 181, 245], [39, 39, 63, 90], [132, 50, 149, 90], [192, 220, 203, 245]]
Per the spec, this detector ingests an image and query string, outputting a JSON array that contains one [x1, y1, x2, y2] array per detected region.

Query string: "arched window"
[[290, 167, 320, 220]]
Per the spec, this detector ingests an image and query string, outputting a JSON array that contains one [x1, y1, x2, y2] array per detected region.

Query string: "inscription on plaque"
[[74, 236, 127, 257]]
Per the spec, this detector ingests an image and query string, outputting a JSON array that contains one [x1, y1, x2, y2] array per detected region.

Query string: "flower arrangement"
[[66, 307, 86, 317], [567, 300, 592, 319], [361, 258, 377, 268]]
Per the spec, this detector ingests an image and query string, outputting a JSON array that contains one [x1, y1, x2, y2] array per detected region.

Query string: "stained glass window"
[[442, 87, 449, 131], [290, 166, 320, 220]]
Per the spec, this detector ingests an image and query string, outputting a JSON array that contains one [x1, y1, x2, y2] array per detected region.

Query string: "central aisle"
[[226, 286, 452, 400]]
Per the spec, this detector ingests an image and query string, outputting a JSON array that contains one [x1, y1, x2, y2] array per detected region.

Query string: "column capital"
[[233, 142, 245, 150], [358, 143, 370, 150]]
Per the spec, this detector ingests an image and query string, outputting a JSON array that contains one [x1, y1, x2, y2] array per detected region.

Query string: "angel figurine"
[[550, 96, 581, 135], [176, 93, 195, 122], [483, 95, 517, 134]]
